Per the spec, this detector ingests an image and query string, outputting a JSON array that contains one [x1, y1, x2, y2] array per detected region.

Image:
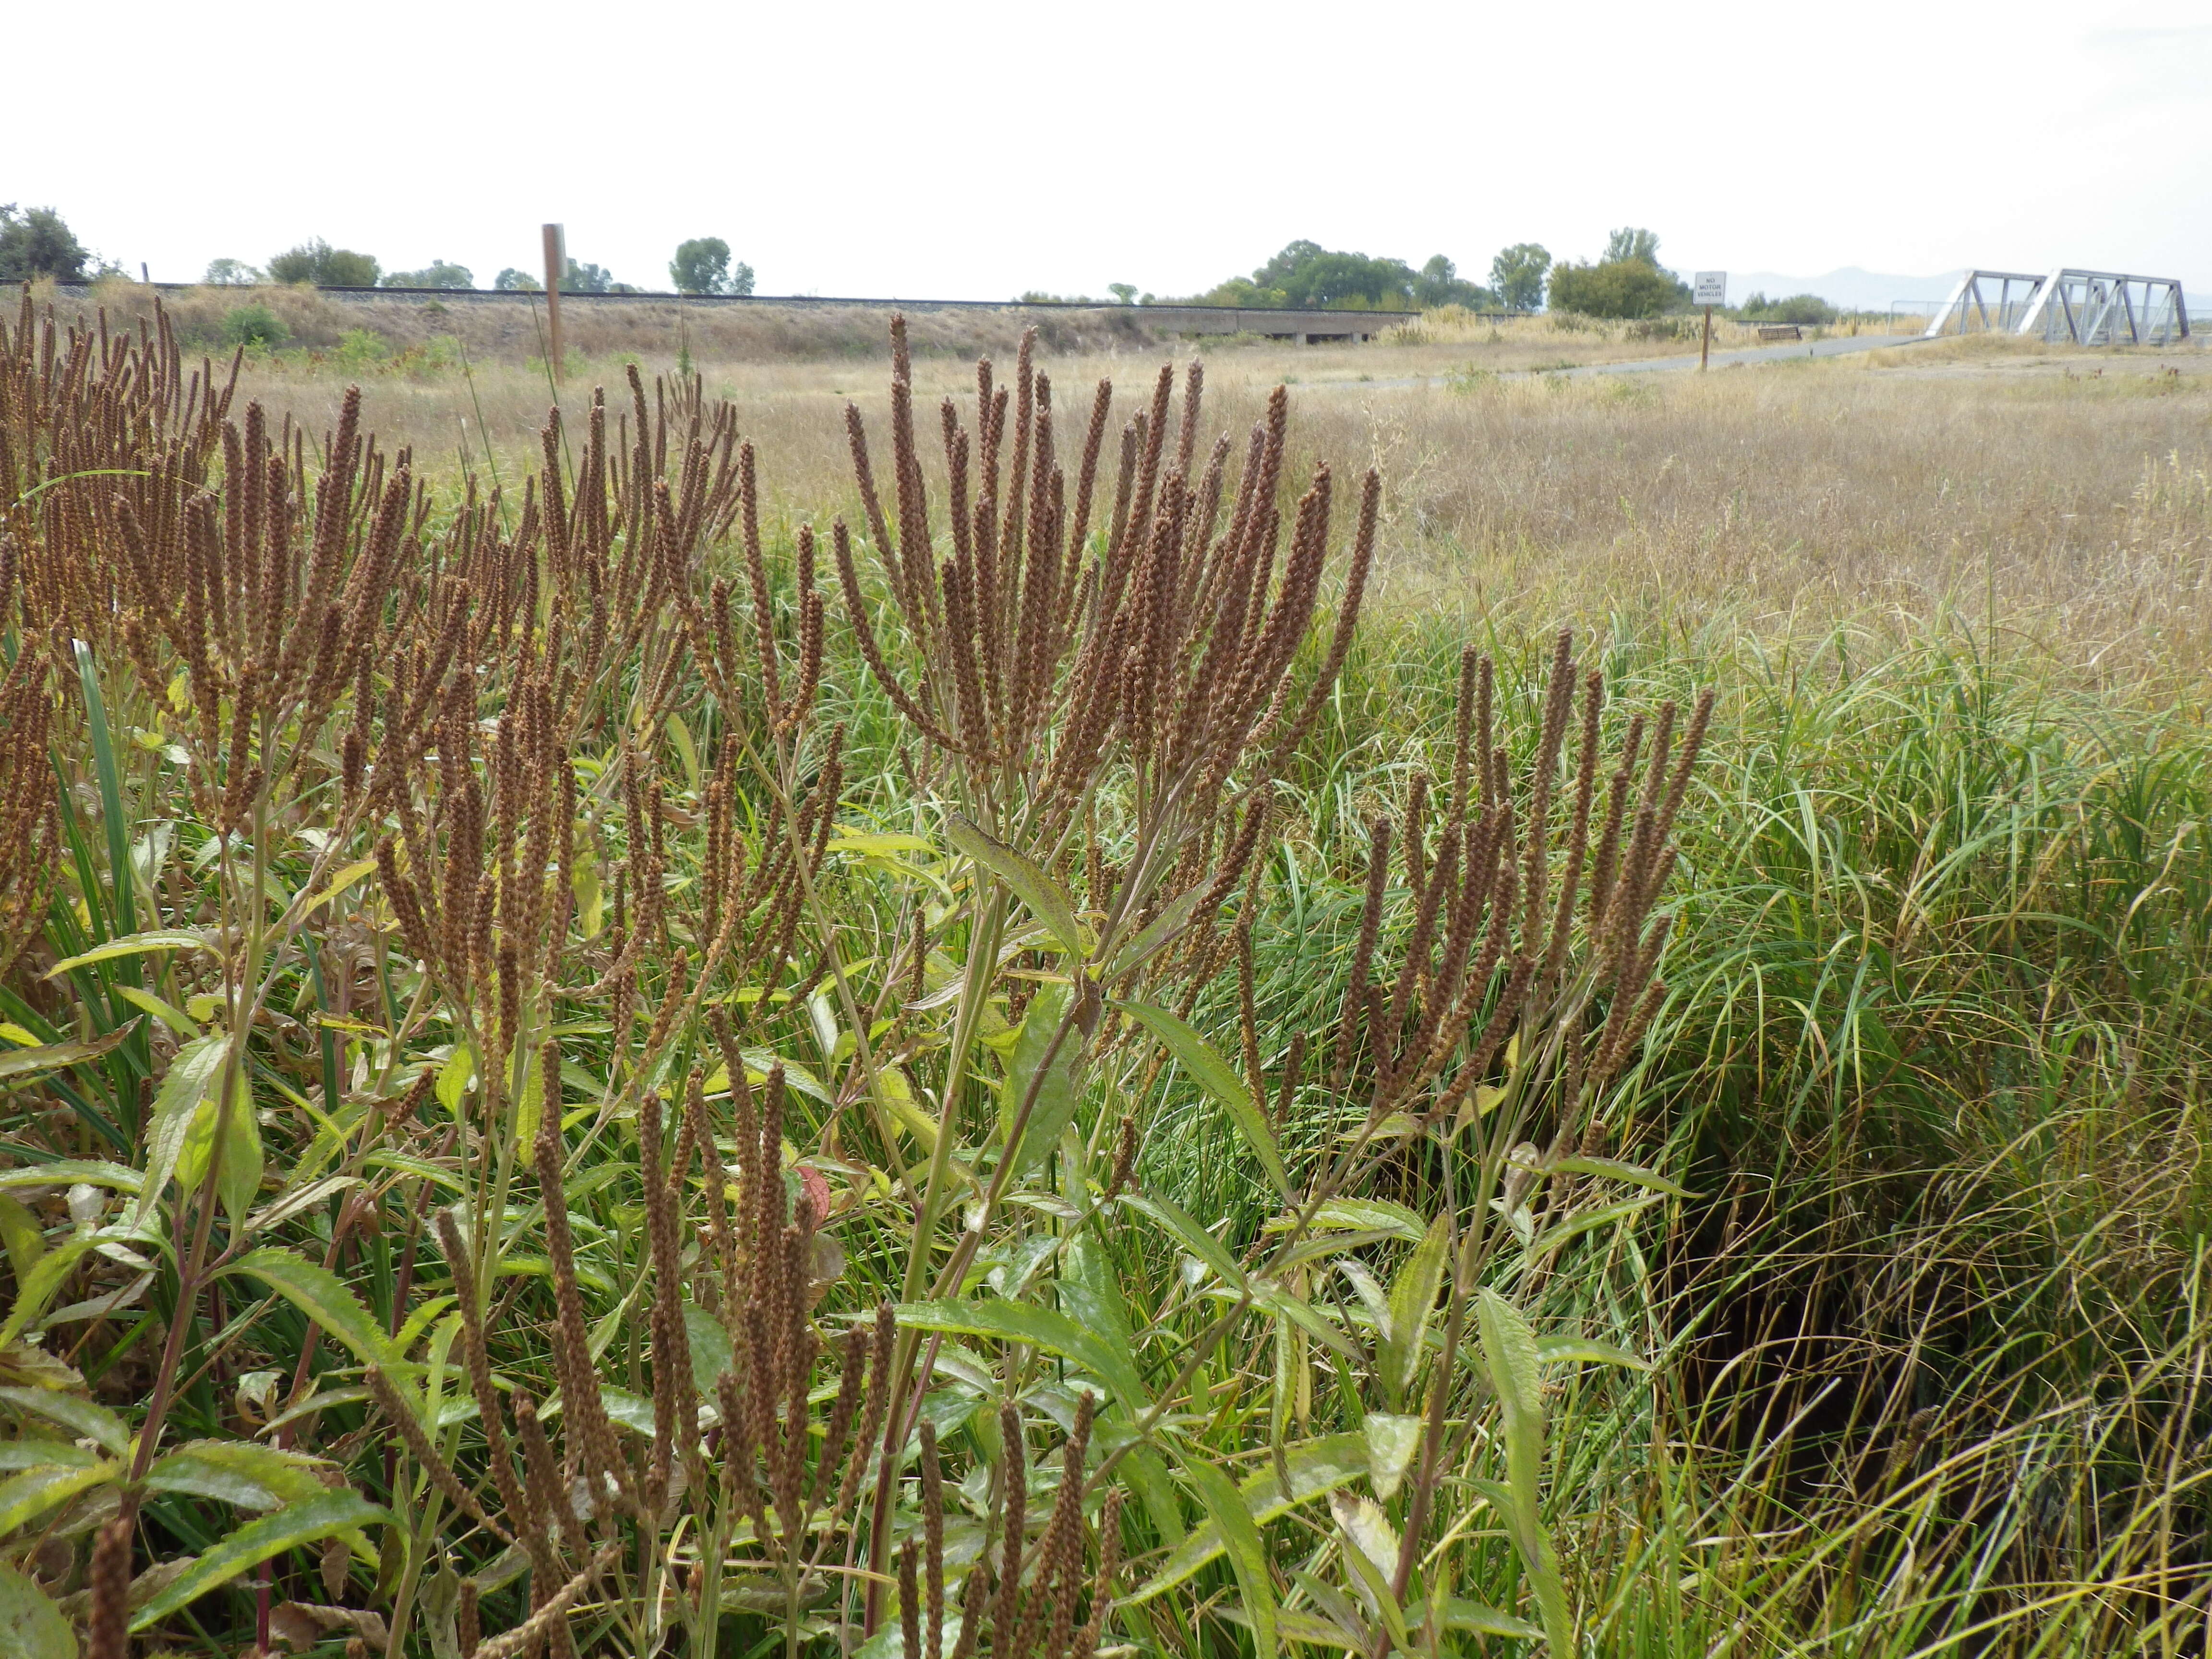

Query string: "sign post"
[[542, 223, 566, 385], [1693, 271, 1726, 370]]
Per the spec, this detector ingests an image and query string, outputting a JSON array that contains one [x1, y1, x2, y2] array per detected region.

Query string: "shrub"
[[266, 237, 381, 287], [1547, 257, 1689, 319], [382, 259, 473, 289], [201, 257, 261, 286], [219, 301, 288, 349], [1740, 290, 1837, 325], [333, 327, 387, 369]]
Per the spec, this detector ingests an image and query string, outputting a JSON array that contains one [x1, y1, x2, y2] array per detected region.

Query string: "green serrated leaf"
[[146, 1441, 336, 1510], [0, 1197, 43, 1284], [1246, 1281, 1362, 1365], [1330, 1491, 1410, 1651], [1535, 1334, 1652, 1371], [43, 930, 213, 979], [700, 1050, 834, 1107], [0, 1162, 142, 1196], [1549, 1154, 1696, 1199], [135, 1033, 229, 1228], [1104, 882, 1206, 982], [1287, 1570, 1372, 1650], [895, 1298, 1147, 1413], [1414, 1596, 1543, 1639], [1127, 1433, 1367, 1604], [947, 816, 1088, 960], [1476, 1289, 1573, 1655], [1528, 1194, 1662, 1259], [0, 1561, 76, 1659], [685, 1303, 733, 1393], [998, 984, 1082, 1186], [131, 1491, 391, 1630], [435, 1045, 474, 1115], [1269, 1198, 1428, 1243], [1124, 1193, 1244, 1291], [0, 1238, 103, 1347], [0, 1442, 101, 1473], [1378, 1211, 1450, 1409], [1361, 1413, 1422, 1503], [1189, 1457, 1277, 1659], [113, 984, 199, 1037], [0, 1385, 130, 1455], [175, 1092, 262, 1231], [0, 1460, 117, 1534], [1120, 1001, 1289, 1199], [0, 1024, 137, 1085], [222, 1249, 397, 1371], [1238, 1605, 1362, 1649]]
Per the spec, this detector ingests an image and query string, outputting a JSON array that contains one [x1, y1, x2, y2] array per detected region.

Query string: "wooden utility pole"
[[542, 223, 566, 383]]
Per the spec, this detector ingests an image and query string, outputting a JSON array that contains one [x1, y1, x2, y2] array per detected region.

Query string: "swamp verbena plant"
[[0, 297, 1704, 1657]]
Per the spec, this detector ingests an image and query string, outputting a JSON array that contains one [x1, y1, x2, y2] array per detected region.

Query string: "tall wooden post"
[[1700, 304, 1713, 371], [541, 223, 566, 384]]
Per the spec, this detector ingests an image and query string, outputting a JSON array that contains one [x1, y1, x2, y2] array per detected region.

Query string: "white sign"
[[1693, 271, 1727, 307]]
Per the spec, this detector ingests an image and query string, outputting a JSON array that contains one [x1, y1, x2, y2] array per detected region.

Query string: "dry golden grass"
[[54, 276, 2205, 686], [1330, 358, 2212, 679]]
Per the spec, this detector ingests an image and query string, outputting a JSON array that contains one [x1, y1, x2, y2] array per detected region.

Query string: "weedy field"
[[1, 290, 2211, 1659]]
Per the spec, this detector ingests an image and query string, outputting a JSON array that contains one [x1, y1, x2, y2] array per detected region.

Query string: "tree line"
[[202, 235, 757, 296], [5, 204, 1846, 324], [1131, 229, 1840, 322], [0, 208, 756, 297]]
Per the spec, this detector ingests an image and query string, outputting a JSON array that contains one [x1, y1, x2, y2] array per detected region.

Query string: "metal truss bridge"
[[1924, 268, 2189, 345]]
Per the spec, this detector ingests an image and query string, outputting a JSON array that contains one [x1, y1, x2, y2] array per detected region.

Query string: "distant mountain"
[[1723, 267, 1965, 313]]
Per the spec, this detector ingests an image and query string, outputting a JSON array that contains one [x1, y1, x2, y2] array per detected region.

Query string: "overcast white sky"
[[14, 2, 2212, 298]]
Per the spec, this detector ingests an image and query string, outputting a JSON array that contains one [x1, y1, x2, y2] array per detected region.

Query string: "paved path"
[[1552, 331, 1925, 377]]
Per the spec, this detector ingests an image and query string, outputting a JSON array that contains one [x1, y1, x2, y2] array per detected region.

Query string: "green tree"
[[1547, 256, 1688, 319], [202, 257, 262, 286], [1195, 275, 1288, 307], [670, 237, 754, 295], [1604, 226, 1662, 265], [383, 259, 474, 289], [1256, 240, 1418, 308], [1196, 240, 1423, 309], [493, 267, 542, 291], [1108, 282, 1138, 305], [561, 258, 615, 294], [0, 204, 92, 281], [1412, 254, 1495, 310], [266, 238, 381, 287], [1490, 243, 1551, 312]]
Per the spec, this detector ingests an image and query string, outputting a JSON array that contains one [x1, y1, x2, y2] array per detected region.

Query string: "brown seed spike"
[[922, 1417, 947, 1659], [901, 1542, 923, 1659], [84, 1517, 130, 1659]]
